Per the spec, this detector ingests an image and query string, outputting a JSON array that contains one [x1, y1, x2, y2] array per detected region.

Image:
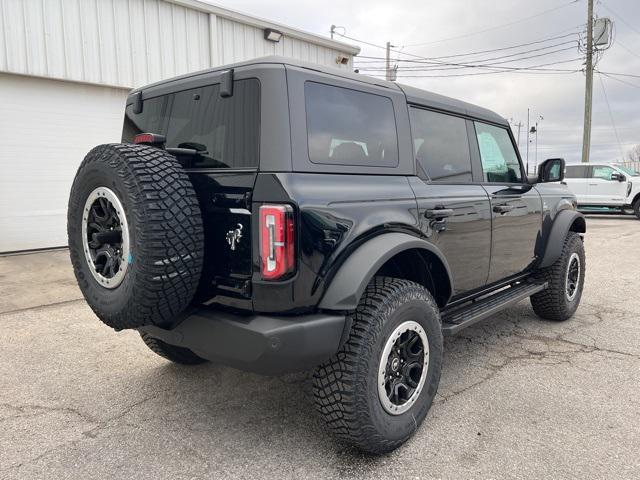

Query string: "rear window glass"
[[304, 82, 398, 167], [123, 79, 260, 169], [410, 107, 472, 182], [565, 165, 589, 178]]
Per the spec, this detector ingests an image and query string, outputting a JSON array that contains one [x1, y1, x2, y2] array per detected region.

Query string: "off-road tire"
[[68, 143, 204, 330], [633, 198, 640, 219], [139, 331, 207, 365], [313, 277, 443, 454], [530, 232, 585, 321]]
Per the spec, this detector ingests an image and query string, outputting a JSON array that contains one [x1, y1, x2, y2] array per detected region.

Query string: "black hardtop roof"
[[131, 55, 507, 126], [397, 84, 507, 125]]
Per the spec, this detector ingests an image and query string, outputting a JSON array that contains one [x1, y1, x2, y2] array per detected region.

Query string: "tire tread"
[[68, 143, 204, 330], [313, 277, 441, 453], [530, 232, 584, 321]]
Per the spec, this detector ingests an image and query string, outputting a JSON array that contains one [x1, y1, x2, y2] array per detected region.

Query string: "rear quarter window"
[[409, 107, 472, 183], [565, 165, 589, 178], [304, 82, 399, 167], [123, 78, 260, 169]]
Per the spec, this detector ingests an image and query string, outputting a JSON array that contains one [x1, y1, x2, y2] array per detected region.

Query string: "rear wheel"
[[139, 332, 207, 365], [530, 232, 585, 321], [313, 277, 443, 454]]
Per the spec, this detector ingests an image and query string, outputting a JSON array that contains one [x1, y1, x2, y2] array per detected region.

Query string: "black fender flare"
[[318, 232, 453, 311], [538, 209, 586, 268]]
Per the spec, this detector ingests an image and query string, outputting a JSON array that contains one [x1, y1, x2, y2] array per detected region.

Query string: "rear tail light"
[[259, 204, 295, 280], [133, 133, 166, 146]]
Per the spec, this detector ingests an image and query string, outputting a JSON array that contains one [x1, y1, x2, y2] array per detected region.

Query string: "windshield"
[[615, 165, 640, 176]]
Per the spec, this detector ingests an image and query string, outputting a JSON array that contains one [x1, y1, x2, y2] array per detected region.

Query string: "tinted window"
[[592, 165, 615, 180], [123, 79, 260, 169], [305, 82, 398, 167], [409, 108, 472, 182], [475, 122, 523, 183], [565, 165, 589, 178]]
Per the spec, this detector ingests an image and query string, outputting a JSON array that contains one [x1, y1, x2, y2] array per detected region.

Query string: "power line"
[[615, 40, 640, 60], [598, 70, 640, 80], [340, 31, 582, 74], [402, 0, 583, 47], [597, 73, 624, 160], [601, 3, 640, 37], [355, 46, 579, 72], [363, 58, 583, 78], [354, 40, 578, 70], [355, 32, 579, 63], [598, 71, 640, 90]]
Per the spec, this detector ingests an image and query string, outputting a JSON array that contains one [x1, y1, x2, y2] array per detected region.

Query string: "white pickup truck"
[[564, 163, 640, 218]]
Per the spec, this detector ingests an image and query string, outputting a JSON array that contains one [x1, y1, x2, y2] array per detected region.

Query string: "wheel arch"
[[318, 233, 453, 311], [538, 209, 585, 268]]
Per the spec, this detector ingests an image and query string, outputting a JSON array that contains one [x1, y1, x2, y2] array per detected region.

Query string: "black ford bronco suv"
[[68, 56, 586, 454]]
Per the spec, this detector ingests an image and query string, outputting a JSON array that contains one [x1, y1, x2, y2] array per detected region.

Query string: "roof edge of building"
[[168, 0, 361, 55]]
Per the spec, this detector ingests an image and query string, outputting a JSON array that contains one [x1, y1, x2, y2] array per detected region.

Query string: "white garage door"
[[0, 73, 128, 252]]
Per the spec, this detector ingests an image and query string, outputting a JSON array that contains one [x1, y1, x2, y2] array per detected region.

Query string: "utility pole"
[[530, 124, 539, 171], [330, 25, 335, 39], [526, 108, 530, 174], [581, 0, 594, 163], [385, 41, 392, 81], [515, 121, 523, 149]]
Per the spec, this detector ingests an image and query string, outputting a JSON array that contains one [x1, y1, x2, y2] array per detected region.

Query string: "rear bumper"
[[139, 308, 348, 374]]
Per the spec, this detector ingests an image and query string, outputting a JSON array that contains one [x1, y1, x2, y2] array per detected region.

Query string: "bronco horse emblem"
[[226, 223, 243, 251]]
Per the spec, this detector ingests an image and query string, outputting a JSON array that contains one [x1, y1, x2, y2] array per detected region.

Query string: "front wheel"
[[633, 198, 640, 219], [531, 232, 585, 321], [313, 277, 443, 454]]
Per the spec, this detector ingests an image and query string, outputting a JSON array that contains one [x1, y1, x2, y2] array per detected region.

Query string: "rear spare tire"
[[67, 143, 204, 330]]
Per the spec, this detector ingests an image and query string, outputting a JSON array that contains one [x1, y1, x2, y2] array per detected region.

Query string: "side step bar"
[[441, 281, 547, 336]]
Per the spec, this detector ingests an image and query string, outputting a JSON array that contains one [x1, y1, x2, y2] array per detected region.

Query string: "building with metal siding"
[[0, 0, 359, 252]]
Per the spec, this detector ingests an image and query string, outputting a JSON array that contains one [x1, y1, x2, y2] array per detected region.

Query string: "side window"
[[123, 78, 260, 169], [475, 122, 523, 183], [409, 107, 472, 182], [592, 166, 615, 180], [305, 82, 399, 167], [565, 165, 589, 178]]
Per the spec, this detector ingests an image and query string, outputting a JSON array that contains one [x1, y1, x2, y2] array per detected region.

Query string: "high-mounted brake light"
[[259, 204, 295, 280], [133, 133, 166, 146]]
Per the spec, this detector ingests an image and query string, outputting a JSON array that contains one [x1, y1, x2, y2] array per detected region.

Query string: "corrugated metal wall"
[[0, 0, 353, 89], [215, 16, 350, 69]]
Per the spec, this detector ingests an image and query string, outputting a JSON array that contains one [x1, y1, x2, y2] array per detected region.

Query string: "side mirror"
[[611, 172, 625, 182], [537, 158, 565, 183]]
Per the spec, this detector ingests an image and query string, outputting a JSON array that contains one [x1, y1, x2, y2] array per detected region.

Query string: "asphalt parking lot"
[[1, 214, 639, 480]]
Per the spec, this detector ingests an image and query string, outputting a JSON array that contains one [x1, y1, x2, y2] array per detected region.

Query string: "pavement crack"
[[0, 297, 85, 317], [0, 391, 165, 473], [0, 402, 101, 425]]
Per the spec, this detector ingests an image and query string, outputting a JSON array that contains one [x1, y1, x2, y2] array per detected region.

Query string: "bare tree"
[[627, 144, 640, 162]]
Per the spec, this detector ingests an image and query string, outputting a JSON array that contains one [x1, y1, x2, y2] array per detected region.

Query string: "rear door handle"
[[588, 183, 598, 186], [493, 204, 514, 214], [425, 208, 454, 219]]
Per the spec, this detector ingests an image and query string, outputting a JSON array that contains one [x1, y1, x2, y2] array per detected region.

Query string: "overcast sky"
[[207, 0, 639, 166]]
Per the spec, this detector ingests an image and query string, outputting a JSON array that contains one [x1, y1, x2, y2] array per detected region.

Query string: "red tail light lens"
[[259, 204, 295, 280], [133, 133, 166, 145]]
